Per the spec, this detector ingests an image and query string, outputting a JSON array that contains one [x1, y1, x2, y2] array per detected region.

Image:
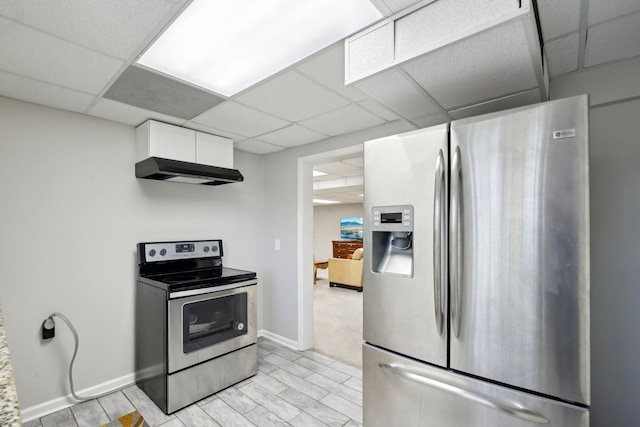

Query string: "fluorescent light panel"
[[313, 170, 328, 177], [313, 199, 340, 204], [137, 0, 382, 97]]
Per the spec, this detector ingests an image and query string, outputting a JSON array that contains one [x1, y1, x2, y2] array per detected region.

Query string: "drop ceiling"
[[0, 0, 638, 203], [314, 157, 365, 206]]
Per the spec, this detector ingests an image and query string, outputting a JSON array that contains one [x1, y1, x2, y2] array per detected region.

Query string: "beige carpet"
[[313, 269, 363, 367]]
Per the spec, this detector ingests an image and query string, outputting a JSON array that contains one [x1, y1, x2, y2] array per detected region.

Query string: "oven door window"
[[182, 292, 248, 354]]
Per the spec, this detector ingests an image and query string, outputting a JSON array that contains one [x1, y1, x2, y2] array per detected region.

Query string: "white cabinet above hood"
[[135, 120, 243, 186]]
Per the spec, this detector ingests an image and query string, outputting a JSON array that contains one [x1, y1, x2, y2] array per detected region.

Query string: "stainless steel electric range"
[[135, 239, 257, 414]]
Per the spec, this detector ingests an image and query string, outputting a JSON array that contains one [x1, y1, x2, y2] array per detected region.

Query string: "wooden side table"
[[313, 259, 328, 284]]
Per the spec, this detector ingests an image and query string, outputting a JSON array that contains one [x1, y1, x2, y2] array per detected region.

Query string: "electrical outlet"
[[42, 318, 55, 339]]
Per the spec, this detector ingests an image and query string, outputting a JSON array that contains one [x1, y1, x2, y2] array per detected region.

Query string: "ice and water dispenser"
[[370, 205, 414, 277]]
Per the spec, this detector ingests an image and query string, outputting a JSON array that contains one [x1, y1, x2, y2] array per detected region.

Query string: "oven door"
[[167, 281, 256, 374]]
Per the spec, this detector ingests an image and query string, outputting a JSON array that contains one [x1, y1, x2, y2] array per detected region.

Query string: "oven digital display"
[[381, 212, 403, 223], [176, 243, 195, 253]]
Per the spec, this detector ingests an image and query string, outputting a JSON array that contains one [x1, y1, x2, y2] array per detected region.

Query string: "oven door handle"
[[169, 279, 257, 299]]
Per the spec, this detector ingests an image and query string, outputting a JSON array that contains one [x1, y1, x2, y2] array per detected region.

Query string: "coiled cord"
[[47, 312, 117, 401]]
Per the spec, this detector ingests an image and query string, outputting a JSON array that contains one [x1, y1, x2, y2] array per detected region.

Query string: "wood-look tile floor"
[[23, 338, 363, 427]]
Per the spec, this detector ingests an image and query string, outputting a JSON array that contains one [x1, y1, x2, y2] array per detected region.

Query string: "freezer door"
[[449, 95, 590, 405], [364, 343, 589, 427], [364, 124, 448, 367]]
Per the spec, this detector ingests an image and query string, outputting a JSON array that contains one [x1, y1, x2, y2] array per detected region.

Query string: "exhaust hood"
[[135, 157, 244, 186]]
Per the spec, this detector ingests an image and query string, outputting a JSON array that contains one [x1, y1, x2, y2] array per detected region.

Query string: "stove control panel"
[[142, 240, 222, 262]]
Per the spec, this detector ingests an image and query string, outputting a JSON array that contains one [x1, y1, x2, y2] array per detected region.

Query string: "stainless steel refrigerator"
[[363, 95, 590, 426]]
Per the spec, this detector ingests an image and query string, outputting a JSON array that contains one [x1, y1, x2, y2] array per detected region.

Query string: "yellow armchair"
[[328, 248, 364, 291]]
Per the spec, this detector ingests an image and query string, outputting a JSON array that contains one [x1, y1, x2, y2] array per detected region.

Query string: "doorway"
[[297, 145, 364, 366]]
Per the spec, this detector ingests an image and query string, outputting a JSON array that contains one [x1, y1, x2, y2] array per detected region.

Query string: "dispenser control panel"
[[371, 205, 413, 231]]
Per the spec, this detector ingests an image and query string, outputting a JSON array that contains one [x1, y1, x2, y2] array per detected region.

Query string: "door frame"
[[296, 144, 364, 350]]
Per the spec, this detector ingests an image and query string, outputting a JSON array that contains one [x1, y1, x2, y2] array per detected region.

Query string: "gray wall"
[[550, 58, 640, 426], [314, 203, 364, 260], [0, 97, 264, 414]]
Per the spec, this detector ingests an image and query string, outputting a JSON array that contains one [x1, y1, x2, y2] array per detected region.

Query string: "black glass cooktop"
[[140, 267, 256, 292]]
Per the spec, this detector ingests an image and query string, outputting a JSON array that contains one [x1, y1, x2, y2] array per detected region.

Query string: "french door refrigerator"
[[363, 95, 590, 426]]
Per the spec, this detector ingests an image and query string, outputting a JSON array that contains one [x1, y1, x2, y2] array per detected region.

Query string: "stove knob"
[[160, 249, 167, 256], [212, 245, 218, 253], [204, 246, 210, 252], [148, 249, 156, 257]]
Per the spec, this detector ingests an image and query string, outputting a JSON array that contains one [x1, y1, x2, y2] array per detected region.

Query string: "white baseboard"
[[257, 329, 299, 350], [20, 373, 135, 422]]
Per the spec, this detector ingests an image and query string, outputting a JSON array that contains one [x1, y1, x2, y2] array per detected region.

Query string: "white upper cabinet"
[[136, 120, 233, 168], [195, 132, 233, 169], [136, 120, 195, 163]]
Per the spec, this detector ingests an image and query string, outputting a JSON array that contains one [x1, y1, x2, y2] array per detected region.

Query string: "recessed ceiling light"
[[137, 0, 382, 97], [313, 199, 340, 204]]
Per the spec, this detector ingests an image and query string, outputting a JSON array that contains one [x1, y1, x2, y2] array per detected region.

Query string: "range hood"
[[135, 157, 244, 186]]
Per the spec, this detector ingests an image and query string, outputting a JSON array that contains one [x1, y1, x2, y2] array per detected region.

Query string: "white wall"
[[313, 203, 364, 260], [0, 97, 264, 418], [550, 58, 640, 427]]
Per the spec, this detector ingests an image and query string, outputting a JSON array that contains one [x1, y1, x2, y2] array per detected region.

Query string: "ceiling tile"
[[104, 66, 226, 120], [235, 71, 350, 122], [354, 68, 442, 119], [544, 32, 580, 77], [234, 139, 285, 155], [585, 12, 640, 67], [315, 176, 363, 190], [257, 125, 327, 148], [0, 0, 186, 60], [358, 99, 400, 121], [536, 0, 581, 41], [402, 20, 539, 110], [297, 43, 368, 102], [299, 104, 386, 136], [346, 22, 394, 83], [0, 71, 95, 113], [315, 160, 362, 175], [88, 98, 184, 127], [380, 0, 424, 14], [336, 169, 364, 177], [342, 157, 364, 168], [448, 89, 542, 120], [313, 173, 341, 182], [192, 101, 290, 137], [0, 17, 124, 94], [588, 0, 640, 25], [409, 113, 448, 129], [394, 0, 515, 63]]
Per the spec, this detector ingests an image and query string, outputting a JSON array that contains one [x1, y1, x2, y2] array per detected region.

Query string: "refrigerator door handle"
[[450, 145, 462, 338], [379, 363, 550, 424], [433, 150, 445, 336]]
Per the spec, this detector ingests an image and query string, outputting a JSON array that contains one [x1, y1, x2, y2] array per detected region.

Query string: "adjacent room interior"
[[311, 153, 364, 367]]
